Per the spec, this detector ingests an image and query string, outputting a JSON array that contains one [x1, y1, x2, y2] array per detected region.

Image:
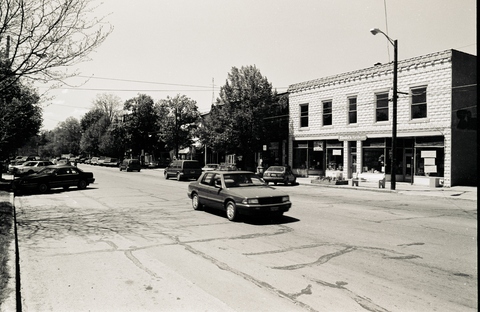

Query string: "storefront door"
[[404, 149, 413, 183]]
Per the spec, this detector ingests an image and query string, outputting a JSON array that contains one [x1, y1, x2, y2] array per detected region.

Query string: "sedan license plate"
[[190, 171, 196, 173], [271, 207, 279, 211]]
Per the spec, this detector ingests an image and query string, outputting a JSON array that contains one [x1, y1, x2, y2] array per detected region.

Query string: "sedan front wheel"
[[78, 180, 87, 189], [191, 193, 202, 210], [38, 183, 49, 193], [226, 201, 238, 221]]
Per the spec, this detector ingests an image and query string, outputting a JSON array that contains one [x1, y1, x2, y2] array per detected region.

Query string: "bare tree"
[[0, 0, 113, 91], [92, 93, 122, 124]]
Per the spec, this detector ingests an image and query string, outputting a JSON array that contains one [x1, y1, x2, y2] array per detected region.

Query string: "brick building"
[[287, 49, 476, 187]]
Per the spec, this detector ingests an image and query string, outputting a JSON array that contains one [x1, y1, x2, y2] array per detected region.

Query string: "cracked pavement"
[[14, 165, 477, 311]]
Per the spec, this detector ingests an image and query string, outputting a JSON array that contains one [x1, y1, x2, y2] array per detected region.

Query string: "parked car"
[[14, 160, 55, 176], [8, 156, 39, 173], [147, 160, 160, 168], [262, 166, 296, 186], [96, 157, 106, 166], [218, 164, 238, 171], [103, 158, 120, 167], [202, 164, 220, 171], [164, 160, 202, 181], [119, 159, 141, 172], [90, 157, 100, 165], [187, 171, 291, 221], [14, 165, 95, 193]]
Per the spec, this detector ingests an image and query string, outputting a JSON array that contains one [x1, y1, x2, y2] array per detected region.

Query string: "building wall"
[[288, 50, 470, 187], [450, 51, 477, 186]]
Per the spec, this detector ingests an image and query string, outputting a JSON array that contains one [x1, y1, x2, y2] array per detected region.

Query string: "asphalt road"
[[15, 165, 477, 312]]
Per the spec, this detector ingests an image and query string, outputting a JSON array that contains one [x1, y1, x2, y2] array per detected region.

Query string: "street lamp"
[[370, 27, 397, 190]]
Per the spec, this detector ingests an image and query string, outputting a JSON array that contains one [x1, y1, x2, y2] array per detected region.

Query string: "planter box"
[[311, 179, 348, 185]]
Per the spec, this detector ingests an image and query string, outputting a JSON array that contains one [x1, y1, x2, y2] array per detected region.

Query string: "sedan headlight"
[[281, 196, 289, 202], [242, 198, 259, 204]]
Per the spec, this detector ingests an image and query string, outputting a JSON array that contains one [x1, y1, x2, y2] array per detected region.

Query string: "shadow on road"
[[201, 207, 300, 225], [13, 187, 97, 197]]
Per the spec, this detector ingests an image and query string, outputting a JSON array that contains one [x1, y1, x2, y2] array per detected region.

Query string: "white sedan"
[[14, 161, 54, 175]]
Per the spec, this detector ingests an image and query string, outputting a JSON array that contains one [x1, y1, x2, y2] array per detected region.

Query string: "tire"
[[226, 201, 238, 221], [28, 170, 34, 175], [274, 182, 277, 186], [78, 180, 87, 190], [164, 171, 169, 179], [63, 186, 69, 190], [38, 183, 49, 193], [119, 167, 122, 171], [191, 193, 202, 210], [176, 173, 182, 181]]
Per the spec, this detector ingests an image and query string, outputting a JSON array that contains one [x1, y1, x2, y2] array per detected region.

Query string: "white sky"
[[38, 0, 477, 130]]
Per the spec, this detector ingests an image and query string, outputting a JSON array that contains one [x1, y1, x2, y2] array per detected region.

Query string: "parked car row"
[[6, 156, 294, 222]]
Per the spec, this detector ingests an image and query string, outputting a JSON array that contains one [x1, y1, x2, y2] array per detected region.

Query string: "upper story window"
[[411, 86, 427, 119], [376, 92, 389, 122], [348, 97, 357, 124], [300, 104, 309, 128], [323, 101, 332, 126]]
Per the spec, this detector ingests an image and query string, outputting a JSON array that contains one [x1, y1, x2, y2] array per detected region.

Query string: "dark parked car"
[[164, 160, 202, 181], [262, 166, 296, 185], [14, 165, 95, 193], [119, 159, 141, 172], [187, 171, 291, 221]]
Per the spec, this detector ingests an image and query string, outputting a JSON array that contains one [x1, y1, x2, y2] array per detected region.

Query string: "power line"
[[76, 75, 216, 89]]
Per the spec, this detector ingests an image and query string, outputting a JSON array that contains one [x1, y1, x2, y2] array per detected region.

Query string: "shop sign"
[[338, 135, 367, 141], [421, 150, 436, 158], [332, 149, 342, 156], [313, 141, 324, 151]]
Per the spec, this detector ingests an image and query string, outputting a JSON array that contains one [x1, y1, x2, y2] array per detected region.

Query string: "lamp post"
[[370, 28, 397, 190]]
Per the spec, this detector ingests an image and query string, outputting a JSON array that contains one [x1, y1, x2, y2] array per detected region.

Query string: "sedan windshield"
[[223, 173, 265, 187]]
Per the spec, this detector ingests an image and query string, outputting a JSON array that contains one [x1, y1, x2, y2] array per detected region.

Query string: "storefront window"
[[293, 141, 324, 171], [293, 142, 308, 169], [326, 141, 343, 170], [415, 148, 444, 177], [362, 149, 385, 173], [414, 136, 444, 177]]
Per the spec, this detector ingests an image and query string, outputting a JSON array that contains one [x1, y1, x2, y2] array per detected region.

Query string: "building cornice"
[[288, 49, 454, 93]]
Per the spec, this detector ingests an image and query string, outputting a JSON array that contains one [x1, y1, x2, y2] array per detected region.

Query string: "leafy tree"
[[0, 0, 112, 91], [79, 111, 109, 157], [156, 94, 201, 158], [52, 117, 82, 156], [0, 80, 42, 158], [200, 65, 275, 169], [122, 94, 159, 157]]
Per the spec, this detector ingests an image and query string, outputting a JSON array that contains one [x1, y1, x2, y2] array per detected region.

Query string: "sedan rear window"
[[183, 161, 201, 169], [267, 166, 285, 172]]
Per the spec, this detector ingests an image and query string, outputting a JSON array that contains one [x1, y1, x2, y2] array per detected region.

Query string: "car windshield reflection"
[[223, 173, 266, 188]]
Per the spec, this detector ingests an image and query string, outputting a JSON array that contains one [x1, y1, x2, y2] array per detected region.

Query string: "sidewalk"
[[296, 176, 477, 201]]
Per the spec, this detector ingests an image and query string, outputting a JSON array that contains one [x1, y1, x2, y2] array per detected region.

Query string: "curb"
[[0, 192, 16, 312]]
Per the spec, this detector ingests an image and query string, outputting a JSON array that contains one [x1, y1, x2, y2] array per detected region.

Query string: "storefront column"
[[288, 135, 293, 168], [343, 141, 350, 179], [356, 140, 363, 176]]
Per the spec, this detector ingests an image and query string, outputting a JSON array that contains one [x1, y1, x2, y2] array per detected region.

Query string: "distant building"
[[288, 49, 476, 187]]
